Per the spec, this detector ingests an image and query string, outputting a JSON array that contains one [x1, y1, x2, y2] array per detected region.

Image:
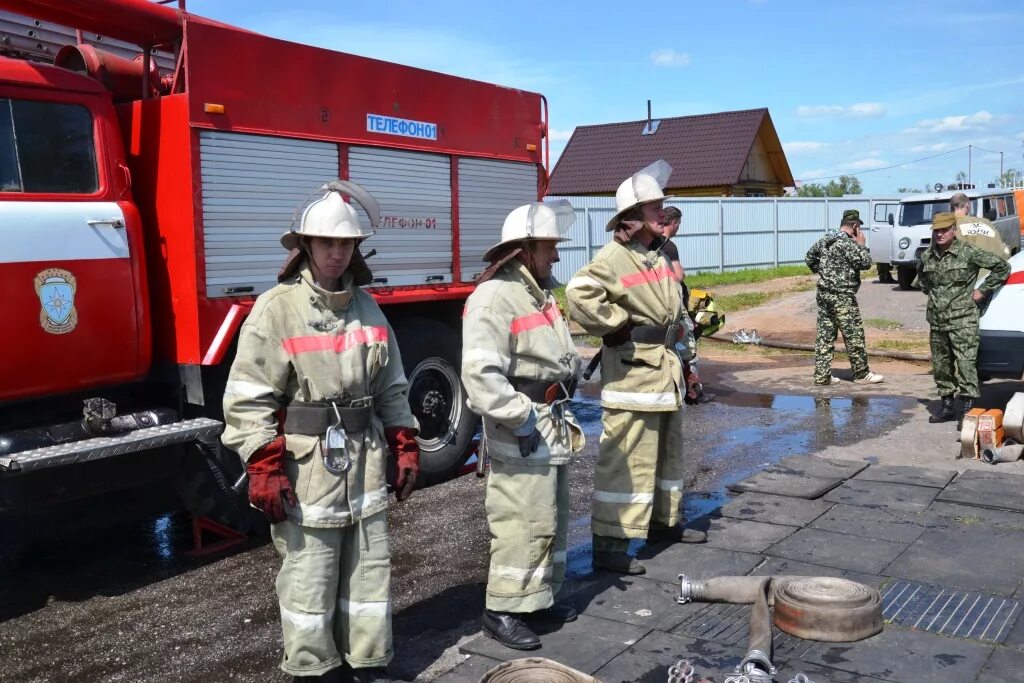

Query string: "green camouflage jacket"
[[919, 239, 1010, 329], [805, 231, 872, 294]]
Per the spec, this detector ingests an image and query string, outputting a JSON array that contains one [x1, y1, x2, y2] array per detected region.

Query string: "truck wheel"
[[173, 439, 267, 536], [896, 265, 916, 290], [394, 318, 478, 486]]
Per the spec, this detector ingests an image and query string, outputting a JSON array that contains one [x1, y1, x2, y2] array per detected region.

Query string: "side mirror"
[[887, 213, 894, 226]]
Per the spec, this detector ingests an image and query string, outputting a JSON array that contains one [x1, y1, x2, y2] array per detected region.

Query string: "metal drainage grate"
[[882, 580, 1021, 643], [675, 602, 815, 660]]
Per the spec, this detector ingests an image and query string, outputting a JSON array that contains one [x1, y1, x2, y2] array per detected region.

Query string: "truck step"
[[0, 418, 223, 474]]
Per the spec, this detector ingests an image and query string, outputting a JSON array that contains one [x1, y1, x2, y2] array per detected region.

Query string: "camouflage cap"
[[841, 209, 863, 225], [932, 211, 957, 230]]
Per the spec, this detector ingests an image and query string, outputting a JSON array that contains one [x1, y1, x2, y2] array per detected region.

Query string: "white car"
[[979, 251, 1024, 380]]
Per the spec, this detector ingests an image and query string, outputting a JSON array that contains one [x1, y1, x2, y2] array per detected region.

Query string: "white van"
[[890, 188, 1021, 289], [868, 198, 901, 280], [979, 251, 1024, 380]]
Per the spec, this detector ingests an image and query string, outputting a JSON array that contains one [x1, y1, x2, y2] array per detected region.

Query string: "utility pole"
[[968, 145, 972, 187], [1000, 151, 1004, 185]]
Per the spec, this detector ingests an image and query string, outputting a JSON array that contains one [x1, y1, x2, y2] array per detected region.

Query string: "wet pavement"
[[0, 359, 917, 682]]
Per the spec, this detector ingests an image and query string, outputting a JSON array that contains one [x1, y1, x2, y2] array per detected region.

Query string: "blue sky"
[[186, 0, 1023, 195]]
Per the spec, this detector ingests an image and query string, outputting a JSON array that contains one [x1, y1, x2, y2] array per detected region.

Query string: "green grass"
[[687, 265, 812, 289], [874, 339, 929, 352], [716, 291, 776, 312], [864, 317, 904, 330]]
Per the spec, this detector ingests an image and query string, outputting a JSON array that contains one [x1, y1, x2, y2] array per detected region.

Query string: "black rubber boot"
[[481, 609, 541, 650], [592, 550, 646, 575], [647, 523, 707, 544], [957, 397, 976, 431], [929, 396, 955, 423]]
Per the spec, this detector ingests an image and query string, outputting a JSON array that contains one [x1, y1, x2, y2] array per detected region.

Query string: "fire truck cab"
[[0, 0, 548, 558]]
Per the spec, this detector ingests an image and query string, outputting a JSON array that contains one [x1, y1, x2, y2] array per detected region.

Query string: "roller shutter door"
[[199, 131, 339, 298], [457, 159, 539, 282], [347, 147, 453, 286]]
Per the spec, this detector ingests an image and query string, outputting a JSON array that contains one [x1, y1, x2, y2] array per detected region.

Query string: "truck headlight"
[[898, 237, 911, 249]]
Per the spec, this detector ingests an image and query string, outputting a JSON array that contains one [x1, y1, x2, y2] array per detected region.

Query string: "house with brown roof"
[[547, 107, 794, 197]]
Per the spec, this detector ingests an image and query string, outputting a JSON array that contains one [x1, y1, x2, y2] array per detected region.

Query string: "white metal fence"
[[547, 195, 894, 284]]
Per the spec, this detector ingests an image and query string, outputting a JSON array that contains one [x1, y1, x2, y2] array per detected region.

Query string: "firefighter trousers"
[[270, 511, 392, 676], [592, 407, 684, 553], [485, 458, 570, 613]]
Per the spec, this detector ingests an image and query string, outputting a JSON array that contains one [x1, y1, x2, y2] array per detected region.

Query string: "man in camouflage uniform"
[[950, 192, 1011, 260], [805, 209, 883, 386], [919, 212, 1010, 428]]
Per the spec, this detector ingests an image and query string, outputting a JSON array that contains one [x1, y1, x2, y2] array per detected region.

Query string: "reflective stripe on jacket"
[[461, 262, 583, 464], [222, 265, 416, 528], [566, 239, 683, 412]]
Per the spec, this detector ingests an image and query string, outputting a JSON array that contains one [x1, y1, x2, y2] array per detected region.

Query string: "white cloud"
[[548, 128, 574, 142], [909, 143, 951, 153], [795, 103, 885, 118], [845, 158, 889, 170], [785, 141, 828, 153], [905, 110, 995, 134], [650, 49, 691, 67], [798, 169, 828, 179]]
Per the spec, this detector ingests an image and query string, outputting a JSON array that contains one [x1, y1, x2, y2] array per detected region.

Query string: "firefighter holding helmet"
[[222, 181, 418, 683], [461, 200, 585, 650], [566, 161, 706, 577]]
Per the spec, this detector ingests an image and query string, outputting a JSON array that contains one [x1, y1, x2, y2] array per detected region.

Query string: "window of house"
[[0, 98, 98, 193]]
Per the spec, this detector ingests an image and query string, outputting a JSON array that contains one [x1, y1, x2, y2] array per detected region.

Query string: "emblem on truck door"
[[34, 268, 79, 334]]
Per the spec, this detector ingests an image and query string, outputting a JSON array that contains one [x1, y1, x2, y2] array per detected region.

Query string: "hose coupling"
[[738, 649, 776, 681], [677, 574, 701, 604]]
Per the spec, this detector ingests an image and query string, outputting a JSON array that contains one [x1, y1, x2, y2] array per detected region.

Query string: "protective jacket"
[[956, 215, 1011, 259], [462, 262, 583, 464], [566, 238, 683, 412], [805, 232, 872, 294], [222, 265, 416, 528], [919, 240, 1010, 330]]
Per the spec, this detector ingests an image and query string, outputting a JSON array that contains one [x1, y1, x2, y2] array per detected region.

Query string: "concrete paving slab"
[[777, 659, 891, 682], [801, 625, 992, 683], [727, 469, 842, 499], [635, 542, 763, 586], [810, 503, 937, 544], [433, 654, 502, 682], [459, 613, 650, 675], [936, 469, 1024, 514], [566, 575, 691, 632], [715, 492, 833, 527], [929, 500, 1024, 531], [770, 455, 870, 479], [852, 464, 957, 488], [976, 646, 1024, 683], [683, 516, 797, 554], [749, 556, 887, 589], [592, 630, 748, 683], [885, 525, 1024, 597], [766, 527, 909, 574], [823, 479, 939, 513]]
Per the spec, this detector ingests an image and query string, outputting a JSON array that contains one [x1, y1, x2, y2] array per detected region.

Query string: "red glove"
[[246, 436, 298, 523], [385, 426, 420, 502]]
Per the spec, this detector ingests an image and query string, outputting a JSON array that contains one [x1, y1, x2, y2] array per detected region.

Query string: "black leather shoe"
[[647, 523, 707, 544], [481, 609, 541, 650], [592, 550, 646, 575], [929, 395, 955, 423], [957, 397, 976, 431], [526, 602, 578, 624]]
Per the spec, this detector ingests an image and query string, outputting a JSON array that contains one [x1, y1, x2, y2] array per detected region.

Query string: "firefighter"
[[566, 161, 706, 577], [461, 201, 585, 650], [221, 181, 418, 683]]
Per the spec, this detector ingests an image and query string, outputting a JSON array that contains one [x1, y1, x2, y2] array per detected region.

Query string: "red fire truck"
[[0, 0, 548, 556]]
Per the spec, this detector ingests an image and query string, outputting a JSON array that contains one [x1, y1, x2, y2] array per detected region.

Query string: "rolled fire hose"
[[479, 657, 598, 683], [708, 333, 930, 362], [982, 443, 1024, 465], [678, 575, 882, 681]]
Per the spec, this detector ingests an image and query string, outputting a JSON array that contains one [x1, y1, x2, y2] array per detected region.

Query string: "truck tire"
[[173, 438, 267, 536], [393, 318, 478, 486], [896, 265, 916, 290]]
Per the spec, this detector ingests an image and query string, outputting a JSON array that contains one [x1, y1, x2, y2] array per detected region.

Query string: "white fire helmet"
[[280, 180, 381, 250], [605, 159, 673, 231], [482, 200, 575, 261]]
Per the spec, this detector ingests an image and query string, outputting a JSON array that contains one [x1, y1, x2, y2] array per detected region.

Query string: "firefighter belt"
[[285, 398, 375, 434]]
